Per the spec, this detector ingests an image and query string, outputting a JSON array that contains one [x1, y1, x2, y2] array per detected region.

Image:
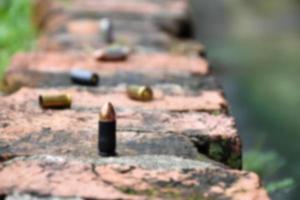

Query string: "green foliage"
[[0, 0, 36, 78], [266, 178, 295, 193], [244, 149, 284, 178], [244, 149, 295, 195]]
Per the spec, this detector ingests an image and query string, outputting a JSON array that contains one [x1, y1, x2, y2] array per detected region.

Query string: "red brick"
[[11, 52, 208, 75], [69, 0, 187, 17], [3, 52, 210, 92], [0, 87, 239, 167], [32, 0, 190, 42], [0, 155, 270, 200], [66, 19, 101, 36]]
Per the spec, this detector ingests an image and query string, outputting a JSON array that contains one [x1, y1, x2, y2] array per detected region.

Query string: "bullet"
[[98, 102, 116, 157], [70, 68, 99, 86], [39, 94, 72, 109], [94, 45, 129, 61], [99, 18, 114, 44], [127, 85, 153, 102]]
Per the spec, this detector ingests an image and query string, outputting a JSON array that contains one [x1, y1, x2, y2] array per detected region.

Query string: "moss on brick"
[[209, 142, 224, 161]]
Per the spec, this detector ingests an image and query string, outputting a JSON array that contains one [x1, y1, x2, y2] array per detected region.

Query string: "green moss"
[[119, 187, 139, 195], [196, 153, 212, 162], [208, 142, 224, 161], [227, 153, 242, 169], [211, 110, 222, 116], [118, 187, 208, 199]]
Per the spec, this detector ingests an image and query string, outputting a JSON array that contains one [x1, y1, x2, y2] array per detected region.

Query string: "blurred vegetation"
[[244, 149, 295, 196], [0, 0, 36, 78], [198, 0, 300, 199]]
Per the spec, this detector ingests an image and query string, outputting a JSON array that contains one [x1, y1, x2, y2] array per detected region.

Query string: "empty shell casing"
[[39, 94, 72, 109], [70, 69, 99, 86], [127, 85, 153, 102], [94, 45, 129, 61], [98, 102, 117, 157], [99, 18, 114, 44]]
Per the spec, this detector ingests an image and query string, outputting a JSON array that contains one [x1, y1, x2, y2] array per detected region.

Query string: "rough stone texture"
[[6, 193, 82, 200], [38, 18, 173, 51], [32, 0, 192, 51], [0, 87, 239, 168], [1, 86, 227, 112], [69, 0, 188, 18], [118, 109, 241, 169], [3, 52, 210, 93], [34, 0, 189, 35], [0, 155, 269, 200]]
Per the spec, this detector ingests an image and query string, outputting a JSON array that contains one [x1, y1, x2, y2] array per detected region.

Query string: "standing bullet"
[[94, 45, 130, 61], [127, 85, 153, 102], [98, 102, 117, 157], [70, 68, 99, 86], [99, 18, 114, 44], [39, 94, 72, 109]]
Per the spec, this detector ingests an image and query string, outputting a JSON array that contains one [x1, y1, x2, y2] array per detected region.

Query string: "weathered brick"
[[69, 0, 188, 18], [38, 26, 171, 52], [3, 52, 210, 93], [0, 155, 269, 200], [35, 0, 189, 35], [36, 17, 200, 52], [0, 87, 239, 168]]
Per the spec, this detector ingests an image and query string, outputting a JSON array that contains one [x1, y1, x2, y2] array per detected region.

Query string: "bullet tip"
[[99, 102, 116, 121]]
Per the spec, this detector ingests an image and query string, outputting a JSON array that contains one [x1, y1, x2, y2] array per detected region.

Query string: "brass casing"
[[127, 85, 153, 102], [39, 94, 72, 109]]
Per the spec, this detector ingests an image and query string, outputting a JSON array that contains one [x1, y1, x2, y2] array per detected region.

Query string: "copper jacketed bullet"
[[99, 18, 114, 44], [70, 68, 99, 86], [39, 94, 72, 109], [94, 45, 129, 61], [127, 85, 153, 102], [98, 102, 116, 157]]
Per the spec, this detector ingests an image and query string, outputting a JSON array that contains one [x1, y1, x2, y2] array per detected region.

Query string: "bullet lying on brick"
[[70, 68, 99, 86], [39, 94, 71, 109], [127, 85, 153, 102], [94, 45, 130, 61], [99, 18, 114, 44], [99, 102, 117, 157]]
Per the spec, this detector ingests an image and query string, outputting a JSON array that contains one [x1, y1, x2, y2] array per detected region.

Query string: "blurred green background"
[[191, 0, 299, 199], [0, 0, 299, 199], [0, 0, 35, 79]]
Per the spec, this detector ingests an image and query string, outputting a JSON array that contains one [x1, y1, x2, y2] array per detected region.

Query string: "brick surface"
[[3, 52, 210, 92], [38, 27, 172, 52], [0, 0, 270, 199], [35, 0, 188, 33], [32, 0, 191, 51], [38, 16, 174, 51], [0, 87, 239, 167], [0, 155, 269, 200], [37, 18, 200, 52]]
